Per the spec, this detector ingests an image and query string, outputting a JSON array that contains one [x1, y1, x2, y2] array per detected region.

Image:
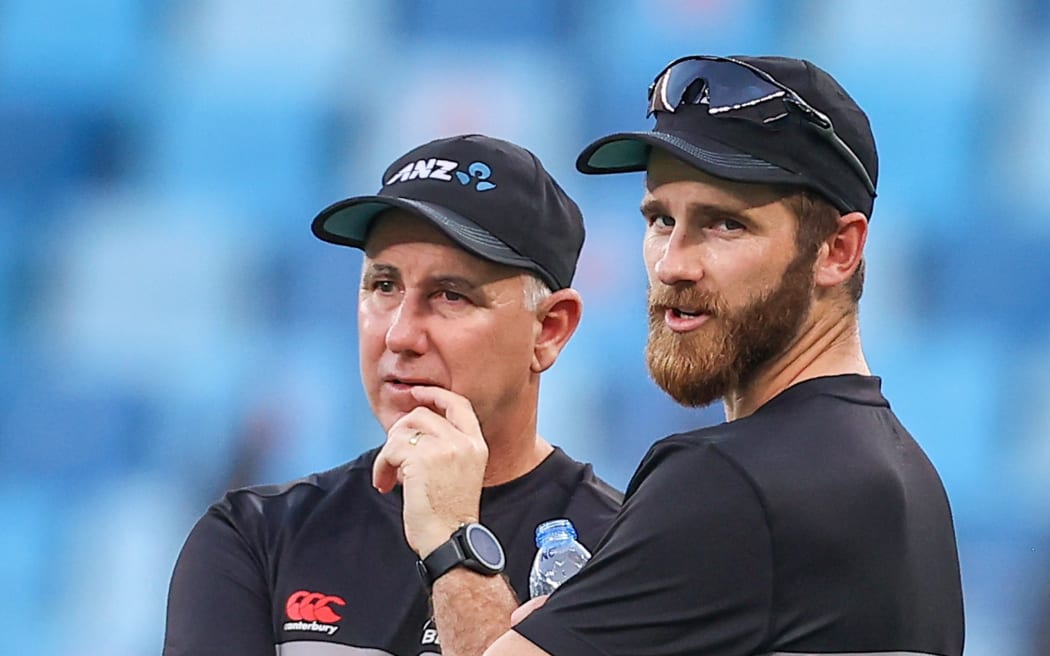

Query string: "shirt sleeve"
[[514, 441, 773, 656], [162, 505, 275, 656]]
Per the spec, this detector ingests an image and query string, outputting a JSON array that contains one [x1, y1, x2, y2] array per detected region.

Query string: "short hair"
[[522, 272, 553, 311], [786, 190, 865, 304]]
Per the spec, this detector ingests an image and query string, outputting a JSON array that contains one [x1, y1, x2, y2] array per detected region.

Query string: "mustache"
[[647, 284, 724, 316]]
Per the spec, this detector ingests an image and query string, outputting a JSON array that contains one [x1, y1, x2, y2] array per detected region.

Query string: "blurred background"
[[1, 0, 1048, 654]]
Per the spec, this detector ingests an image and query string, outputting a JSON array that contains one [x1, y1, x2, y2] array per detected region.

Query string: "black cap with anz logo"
[[312, 134, 586, 291]]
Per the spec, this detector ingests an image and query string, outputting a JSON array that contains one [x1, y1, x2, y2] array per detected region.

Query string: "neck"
[[723, 304, 869, 421], [483, 434, 553, 487], [479, 386, 553, 487]]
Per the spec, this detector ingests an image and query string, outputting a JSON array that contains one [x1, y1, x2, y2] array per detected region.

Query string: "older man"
[[163, 134, 622, 656]]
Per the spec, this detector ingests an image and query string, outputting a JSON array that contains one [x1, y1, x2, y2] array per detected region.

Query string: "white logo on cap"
[[385, 158, 497, 192], [386, 158, 459, 185]]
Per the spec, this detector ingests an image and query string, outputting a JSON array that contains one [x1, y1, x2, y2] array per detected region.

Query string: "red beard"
[[646, 249, 816, 407]]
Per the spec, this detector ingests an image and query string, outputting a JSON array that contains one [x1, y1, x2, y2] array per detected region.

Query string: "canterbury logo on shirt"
[[283, 590, 345, 636], [385, 158, 497, 191]]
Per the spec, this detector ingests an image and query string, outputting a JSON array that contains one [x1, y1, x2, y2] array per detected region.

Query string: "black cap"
[[576, 56, 878, 217], [312, 134, 585, 290]]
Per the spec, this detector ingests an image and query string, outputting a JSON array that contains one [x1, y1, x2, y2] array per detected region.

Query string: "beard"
[[646, 249, 816, 407]]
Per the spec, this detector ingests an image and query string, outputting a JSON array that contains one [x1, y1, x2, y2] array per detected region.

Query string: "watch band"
[[417, 523, 505, 589], [418, 535, 467, 588]]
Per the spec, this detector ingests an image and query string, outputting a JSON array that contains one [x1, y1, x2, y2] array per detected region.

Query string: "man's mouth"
[[662, 307, 711, 332], [383, 376, 444, 389], [671, 307, 703, 318]]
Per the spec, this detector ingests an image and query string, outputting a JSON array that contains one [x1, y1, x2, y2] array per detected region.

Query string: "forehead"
[[643, 149, 793, 212], [363, 209, 522, 281], [363, 209, 459, 256]]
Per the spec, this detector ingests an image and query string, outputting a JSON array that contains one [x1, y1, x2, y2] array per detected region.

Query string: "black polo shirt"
[[163, 446, 622, 656], [516, 375, 964, 656]]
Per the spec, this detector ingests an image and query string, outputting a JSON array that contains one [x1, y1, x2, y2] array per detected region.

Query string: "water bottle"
[[528, 518, 591, 598]]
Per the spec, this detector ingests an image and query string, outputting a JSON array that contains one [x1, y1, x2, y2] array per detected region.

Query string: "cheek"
[[450, 319, 532, 388], [642, 238, 663, 279], [722, 256, 789, 306], [756, 247, 797, 283], [358, 296, 391, 334], [357, 308, 386, 358]]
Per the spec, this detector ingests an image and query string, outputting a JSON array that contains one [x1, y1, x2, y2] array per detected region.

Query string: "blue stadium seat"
[[0, 0, 149, 105]]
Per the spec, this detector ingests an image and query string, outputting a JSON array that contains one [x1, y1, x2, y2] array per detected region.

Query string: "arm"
[[373, 385, 511, 656], [511, 441, 773, 656], [163, 509, 274, 656], [486, 630, 551, 656], [481, 597, 554, 656], [430, 569, 522, 656]]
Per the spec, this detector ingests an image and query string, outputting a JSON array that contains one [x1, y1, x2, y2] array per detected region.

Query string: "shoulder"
[[524, 447, 624, 507], [555, 448, 625, 508], [625, 429, 764, 518], [631, 375, 894, 488], [210, 448, 381, 537]]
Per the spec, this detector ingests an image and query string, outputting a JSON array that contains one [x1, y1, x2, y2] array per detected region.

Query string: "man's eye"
[[373, 280, 397, 293], [439, 290, 467, 303], [719, 218, 746, 231], [648, 214, 675, 228]]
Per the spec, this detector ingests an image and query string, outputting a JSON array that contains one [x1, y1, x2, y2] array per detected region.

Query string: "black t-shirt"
[[516, 375, 965, 656], [163, 446, 622, 656]]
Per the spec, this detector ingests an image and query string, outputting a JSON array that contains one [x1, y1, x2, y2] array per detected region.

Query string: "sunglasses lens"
[[645, 56, 876, 196], [650, 59, 783, 116]]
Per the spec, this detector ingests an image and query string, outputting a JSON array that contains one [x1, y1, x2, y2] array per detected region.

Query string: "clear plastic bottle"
[[528, 518, 592, 598]]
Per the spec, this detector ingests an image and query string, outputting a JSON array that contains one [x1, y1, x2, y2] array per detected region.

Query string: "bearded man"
[[393, 56, 965, 656]]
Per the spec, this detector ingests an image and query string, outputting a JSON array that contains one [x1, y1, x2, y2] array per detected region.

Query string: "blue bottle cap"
[[534, 518, 577, 547]]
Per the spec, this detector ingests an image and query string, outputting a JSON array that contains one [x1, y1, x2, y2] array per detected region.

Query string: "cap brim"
[[576, 130, 805, 186], [311, 195, 553, 285]]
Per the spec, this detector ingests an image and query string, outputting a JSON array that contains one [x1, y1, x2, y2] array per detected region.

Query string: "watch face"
[[466, 524, 505, 570]]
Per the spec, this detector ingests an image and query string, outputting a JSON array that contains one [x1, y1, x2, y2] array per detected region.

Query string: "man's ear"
[[531, 289, 583, 374], [815, 211, 868, 289]]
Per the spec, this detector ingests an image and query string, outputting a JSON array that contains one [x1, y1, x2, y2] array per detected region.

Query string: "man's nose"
[[385, 300, 428, 355], [654, 236, 704, 286]]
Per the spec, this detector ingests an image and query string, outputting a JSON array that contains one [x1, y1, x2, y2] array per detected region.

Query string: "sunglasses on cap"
[[647, 55, 876, 196]]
